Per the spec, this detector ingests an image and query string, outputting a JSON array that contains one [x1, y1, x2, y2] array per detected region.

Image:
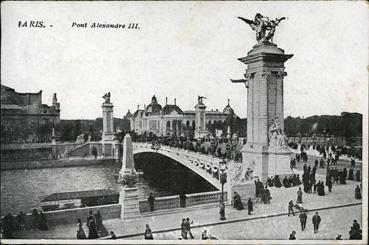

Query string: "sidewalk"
[[13, 176, 362, 240]]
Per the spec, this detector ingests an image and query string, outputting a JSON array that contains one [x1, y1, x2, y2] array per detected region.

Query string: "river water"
[[1, 153, 216, 215]]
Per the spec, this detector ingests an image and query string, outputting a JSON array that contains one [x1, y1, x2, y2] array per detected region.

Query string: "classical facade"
[[1, 84, 61, 143], [127, 95, 236, 138]]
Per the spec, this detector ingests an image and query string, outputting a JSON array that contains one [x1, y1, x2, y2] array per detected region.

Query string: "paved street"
[[13, 170, 362, 240]]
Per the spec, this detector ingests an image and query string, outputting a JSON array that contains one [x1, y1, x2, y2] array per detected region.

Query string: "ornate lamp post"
[[219, 158, 227, 220]]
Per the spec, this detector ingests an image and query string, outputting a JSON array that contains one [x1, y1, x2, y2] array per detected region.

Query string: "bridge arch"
[[132, 146, 221, 190]]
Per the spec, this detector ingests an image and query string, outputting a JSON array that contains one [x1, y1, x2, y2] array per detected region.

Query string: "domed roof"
[[223, 99, 234, 115], [162, 104, 183, 115], [145, 95, 162, 116]]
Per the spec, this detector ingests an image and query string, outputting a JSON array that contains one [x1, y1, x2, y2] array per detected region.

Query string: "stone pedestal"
[[119, 186, 140, 219], [236, 43, 294, 183]]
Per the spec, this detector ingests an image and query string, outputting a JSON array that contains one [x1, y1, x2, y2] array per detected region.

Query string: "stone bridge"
[[132, 143, 227, 190], [60, 141, 231, 192]]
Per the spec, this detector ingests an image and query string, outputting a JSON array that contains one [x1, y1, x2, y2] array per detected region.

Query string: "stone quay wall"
[[138, 191, 228, 213], [43, 204, 121, 226], [0, 158, 117, 170], [1, 204, 121, 227]]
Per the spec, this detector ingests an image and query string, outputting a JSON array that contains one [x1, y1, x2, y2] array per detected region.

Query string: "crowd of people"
[[265, 174, 301, 188], [0, 209, 48, 239], [76, 210, 110, 239], [141, 134, 243, 162]]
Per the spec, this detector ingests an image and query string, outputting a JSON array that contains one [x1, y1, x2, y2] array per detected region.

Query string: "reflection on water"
[[1, 154, 216, 215]]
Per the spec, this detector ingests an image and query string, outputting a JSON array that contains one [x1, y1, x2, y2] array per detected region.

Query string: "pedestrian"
[[180, 218, 187, 239], [299, 211, 307, 231], [87, 216, 99, 239], [201, 229, 209, 240], [31, 209, 39, 229], [312, 212, 321, 233], [265, 187, 271, 204], [17, 212, 26, 231], [94, 210, 103, 235], [144, 224, 154, 239], [184, 218, 194, 239], [355, 170, 361, 182], [349, 220, 362, 240], [87, 210, 95, 228], [233, 192, 244, 210], [289, 230, 296, 240], [180, 192, 186, 208], [352, 220, 360, 230], [148, 193, 155, 212], [110, 231, 117, 239], [219, 200, 226, 220], [288, 200, 295, 216], [348, 168, 354, 180], [355, 185, 361, 199], [76, 218, 86, 239], [326, 177, 332, 192], [296, 187, 303, 204], [247, 198, 253, 215]]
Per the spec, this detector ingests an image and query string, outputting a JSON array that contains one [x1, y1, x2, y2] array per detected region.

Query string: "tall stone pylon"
[[194, 96, 208, 139], [101, 92, 115, 142], [240, 43, 293, 183], [231, 14, 294, 186]]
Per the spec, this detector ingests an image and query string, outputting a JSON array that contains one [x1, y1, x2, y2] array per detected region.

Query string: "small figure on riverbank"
[[148, 193, 155, 212], [180, 192, 186, 208]]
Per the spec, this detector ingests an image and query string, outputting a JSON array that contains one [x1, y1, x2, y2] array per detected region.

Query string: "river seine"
[[1, 153, 216, 215]]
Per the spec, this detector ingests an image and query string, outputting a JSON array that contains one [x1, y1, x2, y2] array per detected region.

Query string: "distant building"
[[128, 95, 236, 138], [1, 84, 61, 143]]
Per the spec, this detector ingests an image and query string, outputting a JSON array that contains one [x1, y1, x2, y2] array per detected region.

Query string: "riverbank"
[[0, 157, 118, 171]]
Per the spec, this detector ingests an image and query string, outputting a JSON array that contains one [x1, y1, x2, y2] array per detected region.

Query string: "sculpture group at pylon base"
[[240, 143, 294, 183], [228, 160, 256, 201], [118, 169, 138, 188]]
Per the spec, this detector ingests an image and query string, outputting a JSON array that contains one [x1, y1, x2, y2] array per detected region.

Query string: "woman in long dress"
[[296, 187, 303, 204], [76, 218, 86, 239]]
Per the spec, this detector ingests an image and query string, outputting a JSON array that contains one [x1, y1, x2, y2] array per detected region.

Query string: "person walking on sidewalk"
[[299, 211, 307, 231], [247, 198, 253, 215], [180, 218, 187, 239], [296, 187, 303, 204], [184, 218, 194, 239], [312, 212, 321, 233], [288, 200, 295, 216]]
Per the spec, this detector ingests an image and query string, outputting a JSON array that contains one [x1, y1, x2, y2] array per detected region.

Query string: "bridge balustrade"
[[186, 191, 228, 207], [138, 195, 179, 213], [138, 191, 227, 213]]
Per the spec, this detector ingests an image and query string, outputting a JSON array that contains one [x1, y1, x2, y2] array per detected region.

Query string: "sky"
[[1, 1, 368, 119]]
